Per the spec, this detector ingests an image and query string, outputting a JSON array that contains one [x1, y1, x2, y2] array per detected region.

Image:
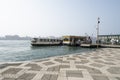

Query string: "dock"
[[81, 44, 120, 48], [101, 44, 120, 48], [80, 44, 101, 48]]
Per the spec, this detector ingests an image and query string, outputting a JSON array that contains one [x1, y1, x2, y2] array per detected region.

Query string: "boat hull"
[[31, 43, 62, 46]]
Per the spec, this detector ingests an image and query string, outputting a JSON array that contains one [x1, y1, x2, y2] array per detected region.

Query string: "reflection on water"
[[0, 40, 94, 62]]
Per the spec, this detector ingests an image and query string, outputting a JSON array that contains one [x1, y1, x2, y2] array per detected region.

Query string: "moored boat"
[[62, 35, 88, 46], [31, 38, 62, 46]]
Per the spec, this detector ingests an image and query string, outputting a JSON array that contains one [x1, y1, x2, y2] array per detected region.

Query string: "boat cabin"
[[62, 36, 87, 46]]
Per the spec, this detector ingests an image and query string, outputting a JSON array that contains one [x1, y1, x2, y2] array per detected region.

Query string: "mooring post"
[[97, 17, 100, 48]]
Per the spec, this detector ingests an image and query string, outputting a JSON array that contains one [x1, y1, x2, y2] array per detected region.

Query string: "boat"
[[62, 35, 87, 46], [31, 38, 62, 46]]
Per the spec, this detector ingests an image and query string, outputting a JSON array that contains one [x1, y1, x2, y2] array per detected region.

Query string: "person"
[[78, 39, 81, 46], [116, 39, 119, 45], [99, 39, 101, 44], [88, 37, 92, 44], [111, 38, 114, 45]]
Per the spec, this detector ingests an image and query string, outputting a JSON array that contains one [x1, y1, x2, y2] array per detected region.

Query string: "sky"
[[0, 0, 120, 37]]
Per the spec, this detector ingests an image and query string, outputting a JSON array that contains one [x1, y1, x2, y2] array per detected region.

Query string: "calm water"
[[0, 40, 94, 62]]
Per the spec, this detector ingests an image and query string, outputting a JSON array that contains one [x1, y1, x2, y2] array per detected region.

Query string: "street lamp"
[[97, 17, 100, 48]]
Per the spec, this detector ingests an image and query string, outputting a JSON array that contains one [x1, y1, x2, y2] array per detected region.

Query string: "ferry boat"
[[31, 38, 62, 46], [62, 35, 90, 46]]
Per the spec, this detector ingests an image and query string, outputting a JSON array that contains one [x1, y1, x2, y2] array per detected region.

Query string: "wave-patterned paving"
[[0, 48, 120, 80]]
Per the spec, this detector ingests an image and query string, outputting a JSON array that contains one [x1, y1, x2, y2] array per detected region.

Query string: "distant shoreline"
[[0, 39, 31, 40], [0, 35, 31, 40]]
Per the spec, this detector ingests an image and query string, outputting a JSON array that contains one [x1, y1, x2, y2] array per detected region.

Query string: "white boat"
[[31, 38, 62, 46]]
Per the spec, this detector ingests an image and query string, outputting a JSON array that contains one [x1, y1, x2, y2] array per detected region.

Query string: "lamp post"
[[97, 17, 100, 48]]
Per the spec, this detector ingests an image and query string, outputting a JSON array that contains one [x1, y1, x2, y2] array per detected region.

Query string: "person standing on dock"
[[111, 38, 115, 45], [87, 37, 92, 44]]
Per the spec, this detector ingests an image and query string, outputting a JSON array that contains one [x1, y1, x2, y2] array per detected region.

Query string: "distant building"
[[98, 34, 120, 45], [0, 35, 31, 40], [5, 35, 20, 40]]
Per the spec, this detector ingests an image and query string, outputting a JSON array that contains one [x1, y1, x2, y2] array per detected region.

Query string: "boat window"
[[49, 39, 51, 42], [46, 39, 48, 42], [44, 39, 46, 42], [40, 39, 42, 42], [64, 38, 69, 41], [48, 39, 50, 42], [57, 40, 60, 42], [33, 38, 37, 41]]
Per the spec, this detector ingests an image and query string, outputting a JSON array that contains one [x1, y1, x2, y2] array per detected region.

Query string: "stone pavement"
[[0, 48, 120, 80]]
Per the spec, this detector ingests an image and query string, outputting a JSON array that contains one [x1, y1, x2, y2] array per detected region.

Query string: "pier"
[[80, 44, 101, 48], [101, 44, 120, 48], [80, 44, 120, 48]]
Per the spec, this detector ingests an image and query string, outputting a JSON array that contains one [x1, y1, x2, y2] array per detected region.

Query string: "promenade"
[[0, 48, 120, 80]]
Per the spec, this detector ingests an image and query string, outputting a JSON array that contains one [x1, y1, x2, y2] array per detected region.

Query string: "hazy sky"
[[0, 0, 120, 37]]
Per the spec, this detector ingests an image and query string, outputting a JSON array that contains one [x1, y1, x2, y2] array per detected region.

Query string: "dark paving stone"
[[58, 57, 63, 58], [41, 74, 50, 80], [43, 62, 55, 66], [91, 56, 102, 59], [2, 78, 15, 80], [25, 63, 42, 71], [47, 65, 60, 71], [59, 65, 70, 69], [76, 65, 102, 74], [34, 59, 50, 62], [67, 58, 76, 60], [75, 60, 89, 64], [64, 55, 69, 57], [54, 58, 69, 63], [92, 75, 109, 80], [78, 56, 86, 59], [41, 74, 58, 80], [75, 61, 81, 64], [54, 59, 63, 63], [47, 65, 70, 71], [17, 73, 36, 80], [50, 74, 58, 80], [116, 57, 120, 60], [72, 55, 79, 57], [66, 70, 83, 77], [116, 77, 120, 80], [107, 67, 120, 74], [2, 68, 22, 74], [73, 55, 86, 59], [87, 68, 102, 74], [0, 64, 8, 69], [0, 63, 22, 69], [5, 63, 22, 66], [81, 60, 89, 63], [62, 61, 69, 64], [82, 54, 90, 57], [94, 59, 115, 65], [94, 60, 105, 64], [104, 62, 115, 65], [104, 59, 115, 61], [104, 54, 112, 56], [90, 63, 104, 68]]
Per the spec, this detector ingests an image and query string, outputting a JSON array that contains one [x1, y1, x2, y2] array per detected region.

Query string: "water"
[[0, 40, 94, 62]]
